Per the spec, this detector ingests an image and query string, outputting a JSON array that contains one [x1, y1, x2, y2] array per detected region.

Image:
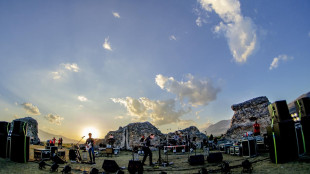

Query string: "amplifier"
[[34, 149, 51, 161]]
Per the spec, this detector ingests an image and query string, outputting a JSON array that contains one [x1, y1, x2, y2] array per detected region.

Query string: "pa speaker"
[[207, 152, 223, 163], [301, 116, 310, 154], [11, 121, 28, 136], [268, 100, 291, 122], [69, 149, 77, 160], [267, 120, 299, 163], [102, 160, 120, 173], [0, 135, 8, 158], [188, 155, 205, 165], [128, 160, 143, 174], [295, 97, 310, 117], [10, 135, 30, 163], [0, 122, 10, 136]]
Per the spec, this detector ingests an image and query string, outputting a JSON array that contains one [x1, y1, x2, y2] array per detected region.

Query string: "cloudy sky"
[[1, 0, 309, 139]]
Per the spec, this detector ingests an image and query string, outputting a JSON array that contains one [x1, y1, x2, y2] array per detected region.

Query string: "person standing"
[[142, 134, 155, 166], [58, 137, 63, 149], [253, 120, 260, 136], [86, 133, 95, 164]]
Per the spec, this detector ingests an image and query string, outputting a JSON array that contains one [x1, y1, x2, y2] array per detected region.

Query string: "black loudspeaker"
[[189, 155, 205, 165], [295, 97, 310, 117], [0, 121, 10, 136], [102, 160, 120, 173], [242, 139, 257, 157], [301, 116, 310, 154], [267, 120, 299, 163], [52, 154, 65, 164], [50, 146, 58, 157], [10, 135, 30, 163], [128, 160, 143, 174], [12, 121, 28, 136], [207, 152, 223, 163], [0, 122, 10, 158], [69, 149, 77, 160], [268, 100, 291, 123]]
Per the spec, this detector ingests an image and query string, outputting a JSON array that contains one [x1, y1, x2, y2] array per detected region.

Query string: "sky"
[[1, 0, 310, 140]]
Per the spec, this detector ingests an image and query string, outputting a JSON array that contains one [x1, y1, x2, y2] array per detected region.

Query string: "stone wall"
[[225, 96, 271, 139], [14, 117, 40, 144]]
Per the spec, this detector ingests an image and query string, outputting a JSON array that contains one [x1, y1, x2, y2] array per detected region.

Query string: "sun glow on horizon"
[[82, 127, 100, 139]]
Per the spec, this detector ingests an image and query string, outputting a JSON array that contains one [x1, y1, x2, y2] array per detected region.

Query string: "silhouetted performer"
[[86, 133, 95, 164], [253, 120, 260, 136], [142, 134, 155, 166]]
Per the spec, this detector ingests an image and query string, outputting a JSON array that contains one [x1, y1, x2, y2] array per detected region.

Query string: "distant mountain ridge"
[[204, 119, 230, 136], [38, 129, 78, 144]]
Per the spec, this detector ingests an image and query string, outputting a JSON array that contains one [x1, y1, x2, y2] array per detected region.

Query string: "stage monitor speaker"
[[267, 120, 299, 163], [207, 152, 223, 163], [10, 135, 30, 163], [52, 154, 65, 164], [11, 121, 28, 136], [69, 149, 77, 160], [128, 160, 143, 174], [0, 121, 10, 136], [188, 155, 204, 165], [268, 100, 291, 122], [242, 139, 257, 157], [102, 160, 120, 173], [295, 97, 310, 117], [301, 116, 310, 154]]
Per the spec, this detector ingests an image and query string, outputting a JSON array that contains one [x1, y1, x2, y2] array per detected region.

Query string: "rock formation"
[[226, 96, 271, 139], [14, 117, 40, 144]]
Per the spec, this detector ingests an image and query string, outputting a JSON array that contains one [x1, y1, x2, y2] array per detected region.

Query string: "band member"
[[142, 134, 155, 166], [253, 120, 260, 136], [58, 137, 63, 149], [86, 133, 95, 164]]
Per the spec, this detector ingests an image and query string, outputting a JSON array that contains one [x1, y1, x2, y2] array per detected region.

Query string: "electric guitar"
[[86, 142, 92, 151]]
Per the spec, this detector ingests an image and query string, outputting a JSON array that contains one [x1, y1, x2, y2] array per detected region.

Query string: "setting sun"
[[82, 127, 100, 139]]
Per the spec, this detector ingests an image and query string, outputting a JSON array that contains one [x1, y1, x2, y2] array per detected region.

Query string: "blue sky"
[[1, 0, 309, 139]]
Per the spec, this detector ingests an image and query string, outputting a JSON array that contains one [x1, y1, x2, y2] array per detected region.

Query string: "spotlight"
[[198, 167, 208, 174], [89, 168, 99, 174], [50, 163, 59, 172], [242, 159, 253, 173], [38, 160, 46, 170], [220, 161, 230, 174], [62, 165, 71, 173]]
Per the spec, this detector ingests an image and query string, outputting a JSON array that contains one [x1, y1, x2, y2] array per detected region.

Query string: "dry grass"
[[0, 144, 309, 173]]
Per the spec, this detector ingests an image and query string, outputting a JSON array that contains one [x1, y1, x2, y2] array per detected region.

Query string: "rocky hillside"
[[225, 96, 271, 139], [204, 120, 230, 136]]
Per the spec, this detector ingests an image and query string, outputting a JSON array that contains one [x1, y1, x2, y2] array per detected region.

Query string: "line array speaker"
[[268, 100, 291, 123]]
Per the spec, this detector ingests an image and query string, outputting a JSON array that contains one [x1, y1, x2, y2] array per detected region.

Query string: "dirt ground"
[[0, 144, 310, 174]]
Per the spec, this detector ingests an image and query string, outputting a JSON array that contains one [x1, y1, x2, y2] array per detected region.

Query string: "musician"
[[86, 133, 95, 164], [108, 133, 115, 147], [253, 120, 260, 136], [142, 134, 155, 166], [58, 137, 63, 149]]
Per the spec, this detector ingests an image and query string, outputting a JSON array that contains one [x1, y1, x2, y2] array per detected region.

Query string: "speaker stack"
[[295, 97, 310, 155], [267, 100, 299, 163], [242, 137, 257, 157], [7, 120, 30, 163], [0, 121, 10, 158]]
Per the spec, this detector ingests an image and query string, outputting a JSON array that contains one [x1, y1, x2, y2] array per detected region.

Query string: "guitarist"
[[142, 134, 155, 166], [85, 133, 95, 164]]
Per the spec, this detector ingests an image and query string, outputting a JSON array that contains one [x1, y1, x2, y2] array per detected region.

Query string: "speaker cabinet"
[[188, 155, 205, 165], [268, 100, 291, 123], [207, 152, 223, 163], [301, 116, 310, 154], [128, 160, 143, 174], [102, 160, 120, 173], [242, 139, 257, 157], [0, 122, 10, 136], [267, 120, 299, 163], [295, 97, 310, 117], [0, 135, 8, 158], [10, 135, 30, 163]]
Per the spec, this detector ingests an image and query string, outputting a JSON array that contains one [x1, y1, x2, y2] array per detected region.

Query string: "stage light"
[[198, 167, 208, 174], [62, 165, 71, 173], [242, 159, 253, 173], [220, 161, 230, 173], [90, 167, 99, 174], [38, 160, 46, 169], [50, 163, 59, 172]]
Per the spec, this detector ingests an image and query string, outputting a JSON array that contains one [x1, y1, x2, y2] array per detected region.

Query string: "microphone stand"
[[74, 136, 85, 162]]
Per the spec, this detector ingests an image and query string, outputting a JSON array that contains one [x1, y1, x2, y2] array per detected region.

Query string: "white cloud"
[[196, 17, 202, 27], [64, 63, 79, 72], [155, 74, 220, 107], [78, 96, 88, 102], [199, 0, 257, 63], [51, 63, 80, 80], [112, 12, 121, 18], [114, 115, 124, 119], [103, 37, 112, 51], [111, 97, 190, 126], [21, 102, 41, 115], [269, 54, 294, 70], [169, 35, 177, 41], [45, 114, 64, 125]]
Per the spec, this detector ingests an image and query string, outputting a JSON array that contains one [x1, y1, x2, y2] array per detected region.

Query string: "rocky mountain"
[[288, 91, 310, 114], [38, 129, 78, 144], [225, 96, 271, 140], [204, 120, 230, 136]]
